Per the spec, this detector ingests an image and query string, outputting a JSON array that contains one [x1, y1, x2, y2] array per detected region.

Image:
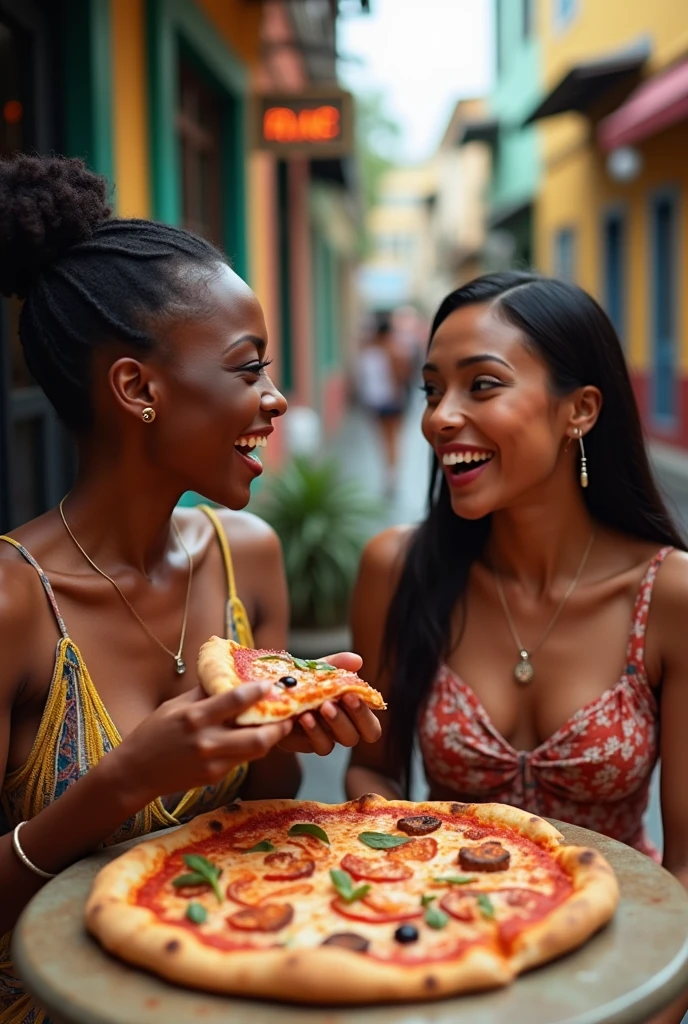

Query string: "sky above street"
[[338, 0, 493, 163]]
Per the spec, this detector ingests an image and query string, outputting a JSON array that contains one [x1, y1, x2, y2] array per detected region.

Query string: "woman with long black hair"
[[346, 273, 688, 1019]]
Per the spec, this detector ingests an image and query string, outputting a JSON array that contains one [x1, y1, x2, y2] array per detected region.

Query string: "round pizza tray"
[[13, 820, 688, 1024]]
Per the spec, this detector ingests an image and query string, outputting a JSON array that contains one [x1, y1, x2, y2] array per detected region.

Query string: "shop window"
[[522, 0, 534, 39], [553, 0, 578, 32], [650, 193, 678, 424], [177, 61, 223, 246]]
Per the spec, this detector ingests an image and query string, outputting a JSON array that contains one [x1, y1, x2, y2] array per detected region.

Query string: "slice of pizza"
[[197, 637, 386, 725]]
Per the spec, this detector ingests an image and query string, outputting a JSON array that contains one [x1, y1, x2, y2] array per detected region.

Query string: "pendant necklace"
[[492, 533, 595, 686], [59, 498, 194, 675]]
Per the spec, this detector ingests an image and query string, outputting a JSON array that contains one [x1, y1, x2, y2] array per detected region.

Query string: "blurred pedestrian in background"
[[355, 313, 408, 497]]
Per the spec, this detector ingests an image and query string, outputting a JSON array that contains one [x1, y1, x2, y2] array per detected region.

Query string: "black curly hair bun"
[[0, 153, 112, 299]]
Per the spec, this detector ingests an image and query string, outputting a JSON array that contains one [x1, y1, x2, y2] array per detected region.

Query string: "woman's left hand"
[[277, 652, 383, 756]]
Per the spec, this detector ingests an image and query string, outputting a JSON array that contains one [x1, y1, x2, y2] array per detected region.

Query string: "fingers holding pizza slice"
[[197, 637, 386, 726]]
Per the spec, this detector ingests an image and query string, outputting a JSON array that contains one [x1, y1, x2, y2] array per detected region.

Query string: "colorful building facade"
[[487, 0, 542, 268], [530, 0, 688, 449], [0, 0, 362, 530]]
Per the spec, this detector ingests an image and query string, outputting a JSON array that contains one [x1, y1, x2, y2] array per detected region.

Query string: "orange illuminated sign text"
[[263, 105, 341, 144]]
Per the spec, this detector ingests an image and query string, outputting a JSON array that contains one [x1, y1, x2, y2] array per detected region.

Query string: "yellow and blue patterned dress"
[[0, 506, 253, 1023]]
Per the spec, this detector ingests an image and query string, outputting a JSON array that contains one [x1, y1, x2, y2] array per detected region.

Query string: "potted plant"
[[257, 455, 382, 658]]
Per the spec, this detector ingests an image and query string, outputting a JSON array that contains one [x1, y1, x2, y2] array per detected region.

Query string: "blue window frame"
[[553, 227, 576, 283], [553, 0, 578, 31], [602, 209, 626, 343], [650, 192, 678, 424]]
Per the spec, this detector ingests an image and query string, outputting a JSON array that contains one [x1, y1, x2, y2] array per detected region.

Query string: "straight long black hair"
[[383, 272, 686, 796]]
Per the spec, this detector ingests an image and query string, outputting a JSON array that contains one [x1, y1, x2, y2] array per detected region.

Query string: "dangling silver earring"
[[575, 428, 588, 488]]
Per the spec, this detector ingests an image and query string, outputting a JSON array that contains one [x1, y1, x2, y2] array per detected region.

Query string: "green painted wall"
[[490, 0, 542, 215], [63, 0, 114, 184], [146, 0, 248, 280]]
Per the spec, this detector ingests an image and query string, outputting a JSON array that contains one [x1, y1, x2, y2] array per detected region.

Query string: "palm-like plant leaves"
[[257, 457, 381, 628]]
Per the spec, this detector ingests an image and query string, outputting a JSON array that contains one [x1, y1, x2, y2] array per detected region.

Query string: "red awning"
[[598, 58, 688, 151]]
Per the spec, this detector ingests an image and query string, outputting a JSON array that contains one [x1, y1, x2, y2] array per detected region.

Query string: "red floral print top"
[[419, 548, 672, 861]]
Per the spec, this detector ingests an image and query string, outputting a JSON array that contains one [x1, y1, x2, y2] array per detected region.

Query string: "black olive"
[[394, 924, 419, 944], [279, 675, 298, 687]]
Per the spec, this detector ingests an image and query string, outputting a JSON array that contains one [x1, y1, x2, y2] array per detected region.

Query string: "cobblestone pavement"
[[298, 395, 682, 854]]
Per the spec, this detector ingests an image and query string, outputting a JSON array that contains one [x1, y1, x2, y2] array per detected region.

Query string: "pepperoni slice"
[[174, 883, 211, 899], [340, 854, 413, 882], [440, 890, 479, 923], [227, 903, 294, 932], [396, 815, 442, 836], [258, 883, 314, 904], [458, 842, 510, 873], [263, 851, 315, 881], [286, 836, 330, 861], [226, 872, 259, 906], [331, 897, 423, 925], [388, 837, 438, 862]]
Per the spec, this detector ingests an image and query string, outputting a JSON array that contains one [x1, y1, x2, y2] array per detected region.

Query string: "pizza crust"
[[196, 637, 386, 725], [86, 796, 620, 1005]]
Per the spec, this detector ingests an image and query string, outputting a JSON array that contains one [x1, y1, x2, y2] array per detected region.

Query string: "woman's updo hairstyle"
[[0, 154, 225, 433]]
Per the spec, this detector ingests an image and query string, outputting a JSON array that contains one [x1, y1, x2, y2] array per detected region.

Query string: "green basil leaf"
[[330, 868, 371, 904], [182, 854, 223, 903], [183, 854, 220, 878], [172, 872, 206, 888], [185, 902, 208, 925], [476, 894, 495, 919], [432, 875, 477, 885], [421, 894, 436, 907], [425, 905, 450, 930], [241, 841, 276, 853], [292, 657, 310, 670], [288, 823, 330, 844], [358, 831, 411, 850], [255, 654, 291, 663]]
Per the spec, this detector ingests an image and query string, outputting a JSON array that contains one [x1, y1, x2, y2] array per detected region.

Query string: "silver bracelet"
[[12, 820, 57, 880]]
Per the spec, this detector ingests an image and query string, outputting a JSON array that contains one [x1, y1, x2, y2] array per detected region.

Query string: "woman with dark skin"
[[346, 274, 688, 1024], [0, 156, 380, 1020]]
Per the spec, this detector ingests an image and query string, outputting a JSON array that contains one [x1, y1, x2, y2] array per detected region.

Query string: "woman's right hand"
[[108, 683, 292, 808]]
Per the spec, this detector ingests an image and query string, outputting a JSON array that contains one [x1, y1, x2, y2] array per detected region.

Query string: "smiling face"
[[421, 302, 579, 520], [131, 263, 287, 509]]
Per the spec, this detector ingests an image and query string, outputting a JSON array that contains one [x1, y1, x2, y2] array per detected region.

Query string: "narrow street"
[[299, 393, 674, 853]]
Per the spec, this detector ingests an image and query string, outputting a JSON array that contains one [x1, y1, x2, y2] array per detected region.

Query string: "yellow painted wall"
[[110, 0, 150, 217], [535, 0, 688, 377], [540, 0, 688, 85], [195, 0, 262, 67]]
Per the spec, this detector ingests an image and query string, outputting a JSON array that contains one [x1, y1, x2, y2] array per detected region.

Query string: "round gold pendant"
[[513, 653, 534, 686]]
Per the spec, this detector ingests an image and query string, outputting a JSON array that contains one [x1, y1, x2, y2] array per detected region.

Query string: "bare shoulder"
[[0, 555, 45, 701], [648, 547, 688, 624], [215, 508, 281, 559], [359, 524, 416, 580], [176, 506, 281, 559]]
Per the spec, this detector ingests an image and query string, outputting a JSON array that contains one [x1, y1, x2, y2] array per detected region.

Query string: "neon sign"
[[253, 91, 352, 157]]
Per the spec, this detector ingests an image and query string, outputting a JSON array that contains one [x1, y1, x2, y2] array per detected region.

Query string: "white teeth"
[[235, 435, 268, 449], [441, 450, 493, 466]]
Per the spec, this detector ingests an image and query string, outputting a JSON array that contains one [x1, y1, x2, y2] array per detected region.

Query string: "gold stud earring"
[[575, 428, 589, 488], [142, 407, 156, 423]]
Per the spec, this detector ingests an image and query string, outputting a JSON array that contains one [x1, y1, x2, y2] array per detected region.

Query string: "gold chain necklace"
[[58, 498, 194, 675], [493, 533, 595, 686]]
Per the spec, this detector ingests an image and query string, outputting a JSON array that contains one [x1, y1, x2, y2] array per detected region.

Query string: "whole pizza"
[[85, 795, 619, 1004]]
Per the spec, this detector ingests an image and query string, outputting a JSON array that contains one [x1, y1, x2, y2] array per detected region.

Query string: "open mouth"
[[441, 450, 495, 476], [234, 434, 268, 462]]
